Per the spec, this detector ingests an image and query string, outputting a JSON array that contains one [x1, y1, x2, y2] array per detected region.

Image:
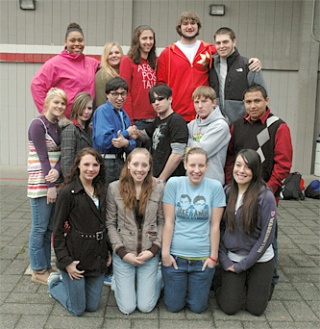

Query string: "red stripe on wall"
[[0, 53, 101, 63]]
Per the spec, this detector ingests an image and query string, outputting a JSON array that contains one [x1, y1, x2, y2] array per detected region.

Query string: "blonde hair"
[[100, 41, 123, 79], [43, 88, 67, 113], [192, 86, 216, 101], [184, 147, 208, 164]]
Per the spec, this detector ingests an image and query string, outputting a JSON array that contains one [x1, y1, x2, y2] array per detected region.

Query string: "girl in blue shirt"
[[161, 147, 225, 313]]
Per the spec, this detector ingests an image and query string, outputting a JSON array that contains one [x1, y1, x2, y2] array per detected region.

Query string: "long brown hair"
[[65, 147, 106, 196], [119, 148, 154, 214], [225, 149, 266, 235], [127, 25, 157, 70]]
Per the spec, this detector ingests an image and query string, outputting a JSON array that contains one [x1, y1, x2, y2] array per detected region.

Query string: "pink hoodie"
[[31, 49, 99, 118]]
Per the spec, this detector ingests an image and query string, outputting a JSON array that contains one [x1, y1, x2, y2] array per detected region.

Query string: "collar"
[[244, 108, 271, 124]]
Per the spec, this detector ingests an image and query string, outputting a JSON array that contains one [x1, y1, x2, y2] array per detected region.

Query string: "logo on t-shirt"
[[138, 63, 156, 89]]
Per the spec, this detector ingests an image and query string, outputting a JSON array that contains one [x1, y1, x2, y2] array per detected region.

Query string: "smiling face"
[[127, 152, 151, 184], [107, 87, 127, 110], [78, 154, 100, 184], [45, 96, 66, 120], [233, 154, 253, 189], [184, 153, 208, 186], [107, 45, 122, 68], [193, 96, 215, 119], [64, 31, 85, 54], [179, 18, 199, 41], [244, 91, 269, 121], [215, 34, 236, 59], [139, 30, 154, 57]]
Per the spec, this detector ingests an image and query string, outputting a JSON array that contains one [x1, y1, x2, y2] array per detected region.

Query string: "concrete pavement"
[[0, 167, 319, 329]]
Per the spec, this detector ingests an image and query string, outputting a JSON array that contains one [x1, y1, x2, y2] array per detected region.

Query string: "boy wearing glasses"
[[93, 77, 136, 187], [131, 84, 188, 181]]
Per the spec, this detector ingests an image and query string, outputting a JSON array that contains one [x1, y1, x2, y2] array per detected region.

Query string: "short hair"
[[105, 77, 128, 93], [176, 10, 202, 36], [43, 88, 67, 113], [184, 147, 208, 164], [192, 86, 216, 101], [148, 84, 172, 103], [214, 27, 236, 41], [243, 83, 268, 100], [65, 22, 84, 39], [70, 92, 93, 123]]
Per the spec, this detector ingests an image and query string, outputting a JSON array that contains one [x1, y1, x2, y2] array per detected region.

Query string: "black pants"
[[216, 259, 274, 316]]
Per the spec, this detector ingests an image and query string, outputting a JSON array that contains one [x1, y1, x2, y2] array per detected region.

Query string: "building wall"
[[1, 0, 319, 173]]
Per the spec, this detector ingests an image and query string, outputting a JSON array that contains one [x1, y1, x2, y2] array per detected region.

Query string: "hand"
[[136, 250, 154, 263], [45, 168, 59, 183], [122, 253, 144, 265], [227, 265, 236, 272], [248, 58, 261, 72], [106, 252, 112, 267], [161, 253, 178, 269], [65, 261, 85, 280], [46, 187, 57, 204], [112, 130, 129, 148], [202, 257, 216, 271]]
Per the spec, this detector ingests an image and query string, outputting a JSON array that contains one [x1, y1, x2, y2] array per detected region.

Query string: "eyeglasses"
[[109, 91, 128, 98], [150, 96, 166, 103]]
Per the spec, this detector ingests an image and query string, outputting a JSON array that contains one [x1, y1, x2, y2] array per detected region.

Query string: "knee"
[[137, 300, 157, 313], [70, 307, 85, 317], [118, 305, 136, 315], [246, 303, 267, 316], [218, 301, 240, 315], [189, 304, 207, 314], [165, 301, 185, 313]]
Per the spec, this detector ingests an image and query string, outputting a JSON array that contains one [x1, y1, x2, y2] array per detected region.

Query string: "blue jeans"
[[29, 197, 55, 271], [104, 158, 124, 189], [162, 256, 215, 313], [48, 271, 104, 316], [133, 119, 152, 150], [112, 253, 162, 314]]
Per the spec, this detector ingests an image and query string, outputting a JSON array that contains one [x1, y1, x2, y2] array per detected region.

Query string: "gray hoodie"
[[188, 106, 230, 185]]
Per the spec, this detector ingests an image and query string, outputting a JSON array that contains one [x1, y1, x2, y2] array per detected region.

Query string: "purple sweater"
[[28, 115, 61, 188], [219, 185, 277, 273]]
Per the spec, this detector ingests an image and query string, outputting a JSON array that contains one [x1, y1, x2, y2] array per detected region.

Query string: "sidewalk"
[[0, 169, 319, 329]]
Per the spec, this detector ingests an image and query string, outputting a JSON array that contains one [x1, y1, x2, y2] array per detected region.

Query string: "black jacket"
[[53, 176, 112, 276]]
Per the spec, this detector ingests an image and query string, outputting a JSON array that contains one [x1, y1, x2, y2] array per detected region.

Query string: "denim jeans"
[[29, 197, 55, 271], [104, 158, 124, 189], [112, 253, 162, 314], [133, 119, 152, 150], [48, 271, 105, 316], [161, 256, 215, 313]]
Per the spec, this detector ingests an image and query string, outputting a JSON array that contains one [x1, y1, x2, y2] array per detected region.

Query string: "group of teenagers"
[[27, 10, 293, 318]]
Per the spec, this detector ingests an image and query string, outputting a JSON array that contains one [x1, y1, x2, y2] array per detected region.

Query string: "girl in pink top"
[[31, 22, 99, 119]]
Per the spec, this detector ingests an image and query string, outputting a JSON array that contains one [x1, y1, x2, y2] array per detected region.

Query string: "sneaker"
[[104, 274, 112, 286], [47, 272, 61, 286]]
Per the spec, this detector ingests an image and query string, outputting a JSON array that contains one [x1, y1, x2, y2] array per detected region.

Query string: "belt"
[[135, 118, 155, 123], [101, 153, 124, 160], [70, 228, 105, 241]]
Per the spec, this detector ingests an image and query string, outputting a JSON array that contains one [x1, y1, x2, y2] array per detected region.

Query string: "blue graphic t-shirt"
[[162, 176, 226, 257]]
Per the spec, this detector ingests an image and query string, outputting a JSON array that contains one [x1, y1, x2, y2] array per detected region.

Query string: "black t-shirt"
[[145, 112, 188, 178]]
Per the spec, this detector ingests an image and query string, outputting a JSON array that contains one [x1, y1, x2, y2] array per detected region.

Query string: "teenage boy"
[[188, 86, 230, 185], [131, 84, 188, 181], [209, 27, 267, 124], [157, 10, 261, 122], [92, 77, 136, 187]]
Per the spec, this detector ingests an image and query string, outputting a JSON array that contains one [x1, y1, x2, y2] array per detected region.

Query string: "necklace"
[[84, 186, 95, 197]]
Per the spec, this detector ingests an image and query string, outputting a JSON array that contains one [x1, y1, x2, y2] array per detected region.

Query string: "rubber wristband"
[[209, 256, 217, 263]]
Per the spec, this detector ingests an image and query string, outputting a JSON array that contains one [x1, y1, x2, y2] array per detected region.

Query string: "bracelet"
[[209, 256, 217, 263]]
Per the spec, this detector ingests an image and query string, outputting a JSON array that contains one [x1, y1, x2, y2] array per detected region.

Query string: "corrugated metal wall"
[[1, 0, 319, 173]]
